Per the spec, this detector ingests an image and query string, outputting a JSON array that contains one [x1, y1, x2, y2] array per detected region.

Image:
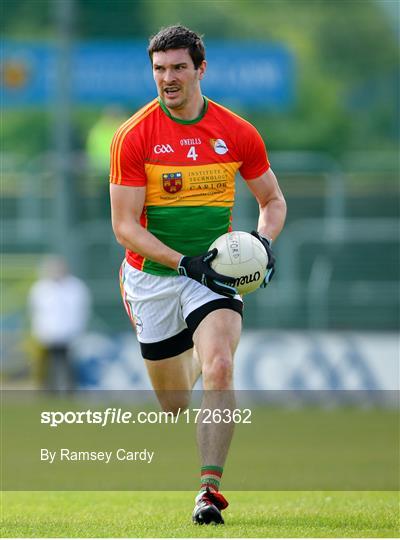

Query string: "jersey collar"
[[158, 96, 208, 124]]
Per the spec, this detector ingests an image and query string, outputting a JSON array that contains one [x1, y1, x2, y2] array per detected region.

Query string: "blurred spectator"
[[86, 106, 126, 174], [28, 255, 91, 391], [86, 105, 126, 217]]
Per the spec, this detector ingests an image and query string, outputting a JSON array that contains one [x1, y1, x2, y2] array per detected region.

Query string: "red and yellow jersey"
[[110, 97, 270, 276]]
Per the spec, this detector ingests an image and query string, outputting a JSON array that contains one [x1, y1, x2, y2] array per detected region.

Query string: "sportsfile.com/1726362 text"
[[40, 407, 252, 427]]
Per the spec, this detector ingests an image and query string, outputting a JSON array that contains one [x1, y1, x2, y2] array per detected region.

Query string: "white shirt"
[[29, 276, 91, 346]]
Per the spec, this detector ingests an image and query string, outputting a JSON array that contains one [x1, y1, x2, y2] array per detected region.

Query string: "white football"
[[209, 231, 268, 295]]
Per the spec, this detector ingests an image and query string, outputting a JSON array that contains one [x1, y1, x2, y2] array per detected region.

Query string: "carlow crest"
[[162, 172, 183, 194]]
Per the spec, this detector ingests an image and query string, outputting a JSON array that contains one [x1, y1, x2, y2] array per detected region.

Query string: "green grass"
[[1, 491, 399, 537]]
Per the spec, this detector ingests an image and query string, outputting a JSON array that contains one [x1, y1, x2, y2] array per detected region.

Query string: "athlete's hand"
[[178, 249, 237, 298], [250, 230, 276, 287]]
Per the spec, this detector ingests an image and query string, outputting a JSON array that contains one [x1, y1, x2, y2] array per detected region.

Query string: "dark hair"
[[148, 25, 205, 69]]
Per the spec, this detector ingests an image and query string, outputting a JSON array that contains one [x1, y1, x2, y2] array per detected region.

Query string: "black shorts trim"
[[185, 298, 243, 334], [140, 328, 193, 361]]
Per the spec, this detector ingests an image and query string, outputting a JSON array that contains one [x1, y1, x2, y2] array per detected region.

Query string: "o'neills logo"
[[234, 271, 261, 287]]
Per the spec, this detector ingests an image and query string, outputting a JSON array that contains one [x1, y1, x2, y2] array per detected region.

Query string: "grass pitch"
[[1, 490, 398, 537]]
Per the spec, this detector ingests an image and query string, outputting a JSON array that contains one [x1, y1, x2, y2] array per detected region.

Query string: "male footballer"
[[110, 25, 286, 524]]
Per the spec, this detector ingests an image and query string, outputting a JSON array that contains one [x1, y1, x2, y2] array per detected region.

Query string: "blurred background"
[[1, 0, 399, 391]]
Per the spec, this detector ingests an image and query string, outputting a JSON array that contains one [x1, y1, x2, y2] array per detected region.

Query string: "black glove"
[[250, 230, 276, 287], [178, 248, 237, 298]]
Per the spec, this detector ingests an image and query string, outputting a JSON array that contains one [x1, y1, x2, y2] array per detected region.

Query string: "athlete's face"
[[152, 49, 206, 116]]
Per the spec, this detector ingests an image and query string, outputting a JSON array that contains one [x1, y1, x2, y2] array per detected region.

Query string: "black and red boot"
[[192, 487, 229, 525]]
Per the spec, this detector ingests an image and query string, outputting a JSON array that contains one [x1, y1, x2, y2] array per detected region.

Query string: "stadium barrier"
[[71, 330, 399, 393]]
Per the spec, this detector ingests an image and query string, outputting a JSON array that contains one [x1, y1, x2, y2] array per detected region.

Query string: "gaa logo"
[[134, 315, 143, 335], [154, 144, 174, 154]]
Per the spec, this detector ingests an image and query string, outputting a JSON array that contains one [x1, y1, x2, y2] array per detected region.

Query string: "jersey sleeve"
[[109, 128, 147, 186], [238, 123, 270, 181]]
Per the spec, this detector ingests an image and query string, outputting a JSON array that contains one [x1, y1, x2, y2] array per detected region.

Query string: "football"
[[209, 231, 268, 295]]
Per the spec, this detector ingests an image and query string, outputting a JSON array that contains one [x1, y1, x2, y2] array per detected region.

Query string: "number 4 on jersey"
[[187, 146, 198, 161]]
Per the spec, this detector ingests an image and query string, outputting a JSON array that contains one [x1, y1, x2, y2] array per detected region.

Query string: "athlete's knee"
[[202, 354, 233, 390]]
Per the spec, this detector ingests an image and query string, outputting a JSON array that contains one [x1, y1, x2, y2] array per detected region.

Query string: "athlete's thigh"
[[145, 348, 198, 412], [192, 308, 242, 363], [145, 348, 195, 390]]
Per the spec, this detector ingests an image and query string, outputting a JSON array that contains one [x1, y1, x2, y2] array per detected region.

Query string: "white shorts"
[[119, 260, 243, 360]]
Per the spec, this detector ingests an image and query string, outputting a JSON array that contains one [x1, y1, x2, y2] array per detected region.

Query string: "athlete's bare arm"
[[110, 183, 182, 269], [245, 168, 287, 241]]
